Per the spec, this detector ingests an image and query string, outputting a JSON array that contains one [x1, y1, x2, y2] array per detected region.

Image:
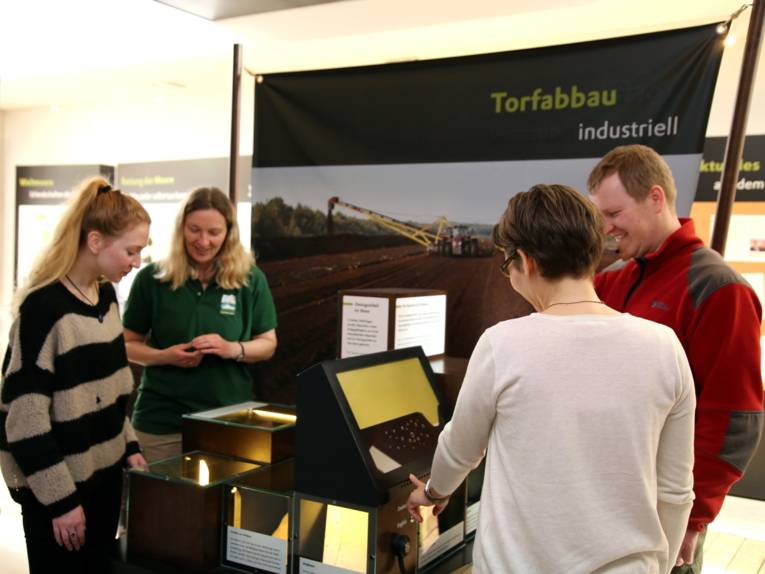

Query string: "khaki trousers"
[[134, 430, 183, 463]]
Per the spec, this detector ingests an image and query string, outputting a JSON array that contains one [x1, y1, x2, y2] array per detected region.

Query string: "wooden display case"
[[183, 401, 296, 464], [128, 451, 261, 572]]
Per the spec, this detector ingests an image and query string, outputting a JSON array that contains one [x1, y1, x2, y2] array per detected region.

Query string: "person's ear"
[[86, 230, 104, 255], [648, 185, 667, 213], [517, 250, 537, 276]]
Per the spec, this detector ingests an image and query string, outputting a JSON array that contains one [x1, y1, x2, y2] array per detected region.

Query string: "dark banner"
[[695, 135, 765, 201], [251, 26, 725, 403], [15, 165, 115, 286], [16, 165, 114, 205], [13, 160, 252, 298], [118, 157, 252, 203], [255, 24, 723, 167]]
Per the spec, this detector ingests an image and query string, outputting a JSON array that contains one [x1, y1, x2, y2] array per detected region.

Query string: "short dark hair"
[[587, 144, 677, 209], [493, 184, 604, 279]]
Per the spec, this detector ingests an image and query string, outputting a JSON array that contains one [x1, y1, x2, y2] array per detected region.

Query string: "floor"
[[2, 490, 764, 573], [699, 496, 765, 574], [0, 487, 27, 574]]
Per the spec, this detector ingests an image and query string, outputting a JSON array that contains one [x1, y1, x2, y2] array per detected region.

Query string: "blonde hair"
[[156, 187, 253, 290], [14, 176, 151, 314]]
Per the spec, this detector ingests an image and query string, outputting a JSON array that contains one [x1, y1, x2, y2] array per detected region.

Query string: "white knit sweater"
[[430, 312, 695, 574]]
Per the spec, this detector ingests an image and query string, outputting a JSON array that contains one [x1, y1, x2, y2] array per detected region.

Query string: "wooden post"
[[229, 44, 242, 205], [710, 2, 765, 254]]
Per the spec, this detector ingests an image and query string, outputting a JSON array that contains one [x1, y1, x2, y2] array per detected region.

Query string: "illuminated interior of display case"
[[187, 401, 296, 430], [142, 451, 261, 486], [298, 498, 369, 574], [226, 459, 294, 533], [229, 487, 290, 537], [183, 401, 297, 464], [225, 487, 291, 573], [127, 451, 263, 572]]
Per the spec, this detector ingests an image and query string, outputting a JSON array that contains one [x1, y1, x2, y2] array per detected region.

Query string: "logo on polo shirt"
[[650, 299, 670, 311], [220, 294, 237, 315]]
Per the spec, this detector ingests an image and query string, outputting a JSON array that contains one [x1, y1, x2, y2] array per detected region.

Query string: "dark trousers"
[[21, 470, 122, 574]]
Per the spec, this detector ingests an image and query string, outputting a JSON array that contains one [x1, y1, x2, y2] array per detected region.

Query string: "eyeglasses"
[[499, 248, 517, 277]]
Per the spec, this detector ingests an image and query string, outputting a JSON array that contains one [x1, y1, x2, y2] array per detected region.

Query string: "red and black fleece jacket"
[[596, 218, 763, 531]]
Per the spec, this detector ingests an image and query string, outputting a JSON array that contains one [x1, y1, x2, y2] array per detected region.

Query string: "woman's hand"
[[406, 474, 449, 524], [675, 528, 701, 566], [163, 343, 203, 368], [127, 453, 149, 471], [52, 505, 86, 551], [191, 333, 237, 359]]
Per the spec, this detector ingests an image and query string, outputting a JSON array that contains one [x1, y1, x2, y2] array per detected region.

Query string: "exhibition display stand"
[[123, 347, 474, 574]]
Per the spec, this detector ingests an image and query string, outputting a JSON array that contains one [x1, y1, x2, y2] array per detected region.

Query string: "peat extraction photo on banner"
[[251, 24, 724, 401]]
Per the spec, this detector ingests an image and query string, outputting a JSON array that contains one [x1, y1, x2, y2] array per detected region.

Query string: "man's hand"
[[675, 528, 700, 566], [52, 505, 86, 551]]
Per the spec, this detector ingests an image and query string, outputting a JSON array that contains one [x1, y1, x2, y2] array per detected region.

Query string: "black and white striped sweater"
[[0, 281, 140, 517]]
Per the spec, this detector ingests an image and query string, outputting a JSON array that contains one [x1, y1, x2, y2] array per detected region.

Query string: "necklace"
[[65, 274, 104, 323], [544, 299, 606, 311]]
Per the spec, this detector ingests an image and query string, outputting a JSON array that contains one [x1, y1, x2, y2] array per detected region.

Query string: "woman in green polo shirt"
[[123, 187, 277, 462]]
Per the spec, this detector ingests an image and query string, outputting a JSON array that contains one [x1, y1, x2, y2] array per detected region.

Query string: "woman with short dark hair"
[[408, 184, 695, 574]]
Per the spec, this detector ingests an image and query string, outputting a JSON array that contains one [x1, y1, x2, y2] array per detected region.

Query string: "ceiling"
[[154, 0, 350, 20], [0, 0, 753, 111]]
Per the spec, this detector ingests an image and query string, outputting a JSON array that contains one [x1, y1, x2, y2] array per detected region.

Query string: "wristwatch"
[[235, 341, 245, 362], [424, 479, 449, 503]]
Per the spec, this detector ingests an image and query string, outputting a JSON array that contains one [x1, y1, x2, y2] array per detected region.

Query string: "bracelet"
[[424, 479, 449, 503], [235, 341, 245, 362]]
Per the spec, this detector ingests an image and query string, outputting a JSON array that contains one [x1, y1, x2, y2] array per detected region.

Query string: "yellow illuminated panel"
[[419, 509, 440, 558], [323, 505, 368, 573], [230, 487, 241, 528], [251, 409, 297, 424], [198, 459, 210, 486], [337, 357, 439, 429], [272, 513, 289, 540]]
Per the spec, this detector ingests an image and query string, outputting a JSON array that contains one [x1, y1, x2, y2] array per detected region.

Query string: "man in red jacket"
[[588, 144, 763, 574]]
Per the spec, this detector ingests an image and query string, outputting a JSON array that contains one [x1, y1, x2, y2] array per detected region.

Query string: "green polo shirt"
[[123, 263, 277, 434]]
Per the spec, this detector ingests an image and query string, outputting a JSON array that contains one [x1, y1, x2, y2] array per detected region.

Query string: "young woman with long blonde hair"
[[0, 176, 151, 573]]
